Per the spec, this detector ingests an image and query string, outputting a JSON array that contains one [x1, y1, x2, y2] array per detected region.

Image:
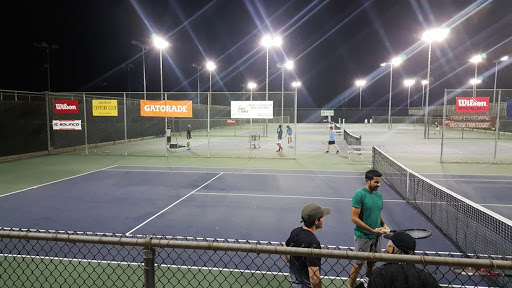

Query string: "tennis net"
[[372, 146, 512, 257], [343, 129, 362, 146]]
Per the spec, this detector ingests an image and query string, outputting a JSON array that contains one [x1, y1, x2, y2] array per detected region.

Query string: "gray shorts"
[[354, 236, 382, 265]]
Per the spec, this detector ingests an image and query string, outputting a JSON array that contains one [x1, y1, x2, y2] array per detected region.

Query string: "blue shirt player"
[[325, 126, 339, 154]]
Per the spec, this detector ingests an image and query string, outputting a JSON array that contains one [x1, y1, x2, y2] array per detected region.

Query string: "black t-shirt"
[[285, 227, 321, 288], [368, 263, 440, 288]]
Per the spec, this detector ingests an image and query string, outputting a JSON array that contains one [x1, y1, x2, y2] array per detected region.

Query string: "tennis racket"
[[382, 228, 432, 239], [451, 267, 512, 277]]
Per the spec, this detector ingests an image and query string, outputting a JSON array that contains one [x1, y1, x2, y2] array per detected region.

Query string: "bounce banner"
[[140, 100, 193, 117], [52, 120, 82, 130], [455, 97, 489, 113]]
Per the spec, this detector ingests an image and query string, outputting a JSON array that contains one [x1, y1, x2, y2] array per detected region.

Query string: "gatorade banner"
[[53, 120, 82, 130], [92, 100, 118, 116], [140, 100, 193, 117]]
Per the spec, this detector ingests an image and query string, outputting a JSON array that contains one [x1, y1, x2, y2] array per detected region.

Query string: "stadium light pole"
[[206, 61, 216, 156], [277, 60, 294, 124], [192, 64, 202, 104], [260, 35, 282, 136], [493, 55, 509, 116], [292, 81, 301, 158], [355, 79, 366, 110], [152, 35, 169, 101], [421, 80, 428, 109], [422, 28, 449, 138], [131, 40, 149, 99], [248, 81, 257, 133], [381, 56, 403, 130], [469, 54, 483, 97], [403, 79, 415, 110]]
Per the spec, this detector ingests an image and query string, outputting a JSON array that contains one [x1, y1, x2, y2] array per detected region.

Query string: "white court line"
[[0, 165, 118, 198], [126, 173, 224, 235], [260, 140, 275, 149], [480, 203, 512, 207], [428, 178, 512, 182], [194, 192, 406, 202], [107, 168, 362, 178]]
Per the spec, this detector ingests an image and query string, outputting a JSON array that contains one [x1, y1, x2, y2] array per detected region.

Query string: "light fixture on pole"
[[260, 35, 282, 136], [469, 78, 482, 85], [492, 55, 509, 116], [131, 40, 150, 100], [152, 34, 169, 101], [355, 79, 367, 110], [206, 61, 216, 157], [248, 82, 257, 133], [192, 64, 202, 104], [403, 79, 415, 110], [381, 56, 403, 130], [277, 60, 293, 124], [469, 54, 484, 97], [292, 81, 301, 158], [421, 80, 428, 109], [422, 28, 449, 138]]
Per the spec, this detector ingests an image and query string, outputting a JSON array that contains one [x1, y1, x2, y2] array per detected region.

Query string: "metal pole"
[[294, 87, 298, 159], [45, 92, 51, 154], [281, 67, 284, 124], [424, 42, 432, 139], [440, 89, 447, 163], [407, 85, 411, 110], [142, 47, 147, 100], [494, 90, 502, 161], [159, 49, 164, 101], [265, 47, 269, 137], [46, 45, 51, 92], [493, 61, 498, 116], [143, 247, 156, 288], [473, 63, 477, 97], [83, 93, 88, 155], [124, 93, 128, 156], [388, 64, 393, 130], [250, 88, 253, 133], [359, 86, 362, 110], [197, 67, 201, 105], [421, 84, 425, 110], [208, 70, 211, 157]]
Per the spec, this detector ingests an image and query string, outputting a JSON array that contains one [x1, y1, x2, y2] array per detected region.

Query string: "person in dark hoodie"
[[284, 203, 330, 288]]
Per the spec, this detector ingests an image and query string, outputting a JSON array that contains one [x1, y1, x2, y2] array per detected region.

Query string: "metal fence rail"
[[1, 229, 511, 287]]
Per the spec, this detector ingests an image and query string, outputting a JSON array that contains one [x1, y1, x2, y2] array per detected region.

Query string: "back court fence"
[[1, 229, 511, 288], [0, 90, 296, 159]]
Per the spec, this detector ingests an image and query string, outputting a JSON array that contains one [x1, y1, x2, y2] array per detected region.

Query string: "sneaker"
[[325, 151, 329, 153], [186, 148, 191, 151], [336, 150, 339, 154], [167, 146, 171, 150], [354, 277, 369, 288]]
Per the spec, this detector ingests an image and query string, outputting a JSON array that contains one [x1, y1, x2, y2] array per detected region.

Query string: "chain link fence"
[[1, 229, 511, 287]]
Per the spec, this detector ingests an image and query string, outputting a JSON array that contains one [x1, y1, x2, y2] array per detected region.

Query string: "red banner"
[[226, 120, 237, 125], [455, 97, 489, 113], [54, 100, 79, 114]]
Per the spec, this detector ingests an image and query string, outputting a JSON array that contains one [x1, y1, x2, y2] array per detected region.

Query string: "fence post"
[[143, 238, 156, 288]]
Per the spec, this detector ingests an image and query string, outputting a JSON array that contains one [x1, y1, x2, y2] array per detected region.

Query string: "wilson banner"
[[455, 97, 489, 113]]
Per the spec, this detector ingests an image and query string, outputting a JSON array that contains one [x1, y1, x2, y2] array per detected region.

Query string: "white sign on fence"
[[52, 120, 82, 130], [231, 101, 274, 119], [321, 110, 334, 116]]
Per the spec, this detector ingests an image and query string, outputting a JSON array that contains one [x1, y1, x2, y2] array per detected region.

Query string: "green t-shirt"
[[352, 187, 384, 239]]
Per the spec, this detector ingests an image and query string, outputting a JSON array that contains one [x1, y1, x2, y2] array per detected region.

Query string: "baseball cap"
[[385, 231, 416, 254], [301, 203, 331, 223]]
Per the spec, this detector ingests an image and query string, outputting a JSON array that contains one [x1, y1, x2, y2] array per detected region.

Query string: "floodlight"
[[391, 57, 402, 66], [285, 60, 294, 70], [421, 80, 428, 85], [206, 61, 216, 71], [500, 56, 509, 61], [469, 54, 483, 63], [469, 78, 482, 85], [422, 28, 450, 42], [404, 79, 415, 86], [292, 81, 301, 87], [248, 82, 257, 89], [355, 80, 366, 87], [151, 35, 169, 49]]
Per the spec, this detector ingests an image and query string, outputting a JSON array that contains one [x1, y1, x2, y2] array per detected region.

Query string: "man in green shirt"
[[349, 169, 390, 288]]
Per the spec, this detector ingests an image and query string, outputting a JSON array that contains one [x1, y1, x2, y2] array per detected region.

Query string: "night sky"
[[1, 0, 511, 108]]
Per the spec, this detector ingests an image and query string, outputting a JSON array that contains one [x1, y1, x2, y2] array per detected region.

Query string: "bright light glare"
[[260, 35, 282, 47], [285, 60, 294, 70], [206, 61, 216, 71], [355, 79, 366, 86], [422, 28, 450, 42], [248, 82, 257, 89], [421, 80, 428, 85], [469, 54, 483, 63], [391, 57, 402, 66], [469, 78, 482, 85], [151, 35, 169, 49], [380, 62, 387, 67], [404, 79, 415, 86], [292, 81, 301, 87], [500, 56, 509, 61]]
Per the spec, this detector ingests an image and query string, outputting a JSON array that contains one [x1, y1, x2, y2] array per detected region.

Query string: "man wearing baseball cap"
[[285, 203, 331, 288], [366, 232, 440, 288]]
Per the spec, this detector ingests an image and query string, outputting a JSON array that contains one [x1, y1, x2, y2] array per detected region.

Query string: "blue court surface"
[[0, 165, 460, 253], [422, 173, 512, 221]]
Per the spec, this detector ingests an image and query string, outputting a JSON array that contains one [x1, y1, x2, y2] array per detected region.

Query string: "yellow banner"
[[140, 100, 193, 117], [92, 100, 118, 116]]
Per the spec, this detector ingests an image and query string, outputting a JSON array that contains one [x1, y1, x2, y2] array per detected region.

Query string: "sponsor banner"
[[446, 121, 493, 129], [92, 100, 118, 116], [140, 100, 193, 117], [321, 110, 334, 116], [231, 101, 273, 119], [455, 97, 489, 113], [53, 120, 82, 130], [54, 100, 79, 114], [448, 115, 495, 121], [226, 120, 237, 125], [409, 109, 423, 115]]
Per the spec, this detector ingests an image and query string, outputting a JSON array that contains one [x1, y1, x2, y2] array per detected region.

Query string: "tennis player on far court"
[[276, 124, 284, 152], [285, 203, 330, 288], [186, 124, 192, 150], [325, 126, 339, 154], [349, 169, 390, 288]]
